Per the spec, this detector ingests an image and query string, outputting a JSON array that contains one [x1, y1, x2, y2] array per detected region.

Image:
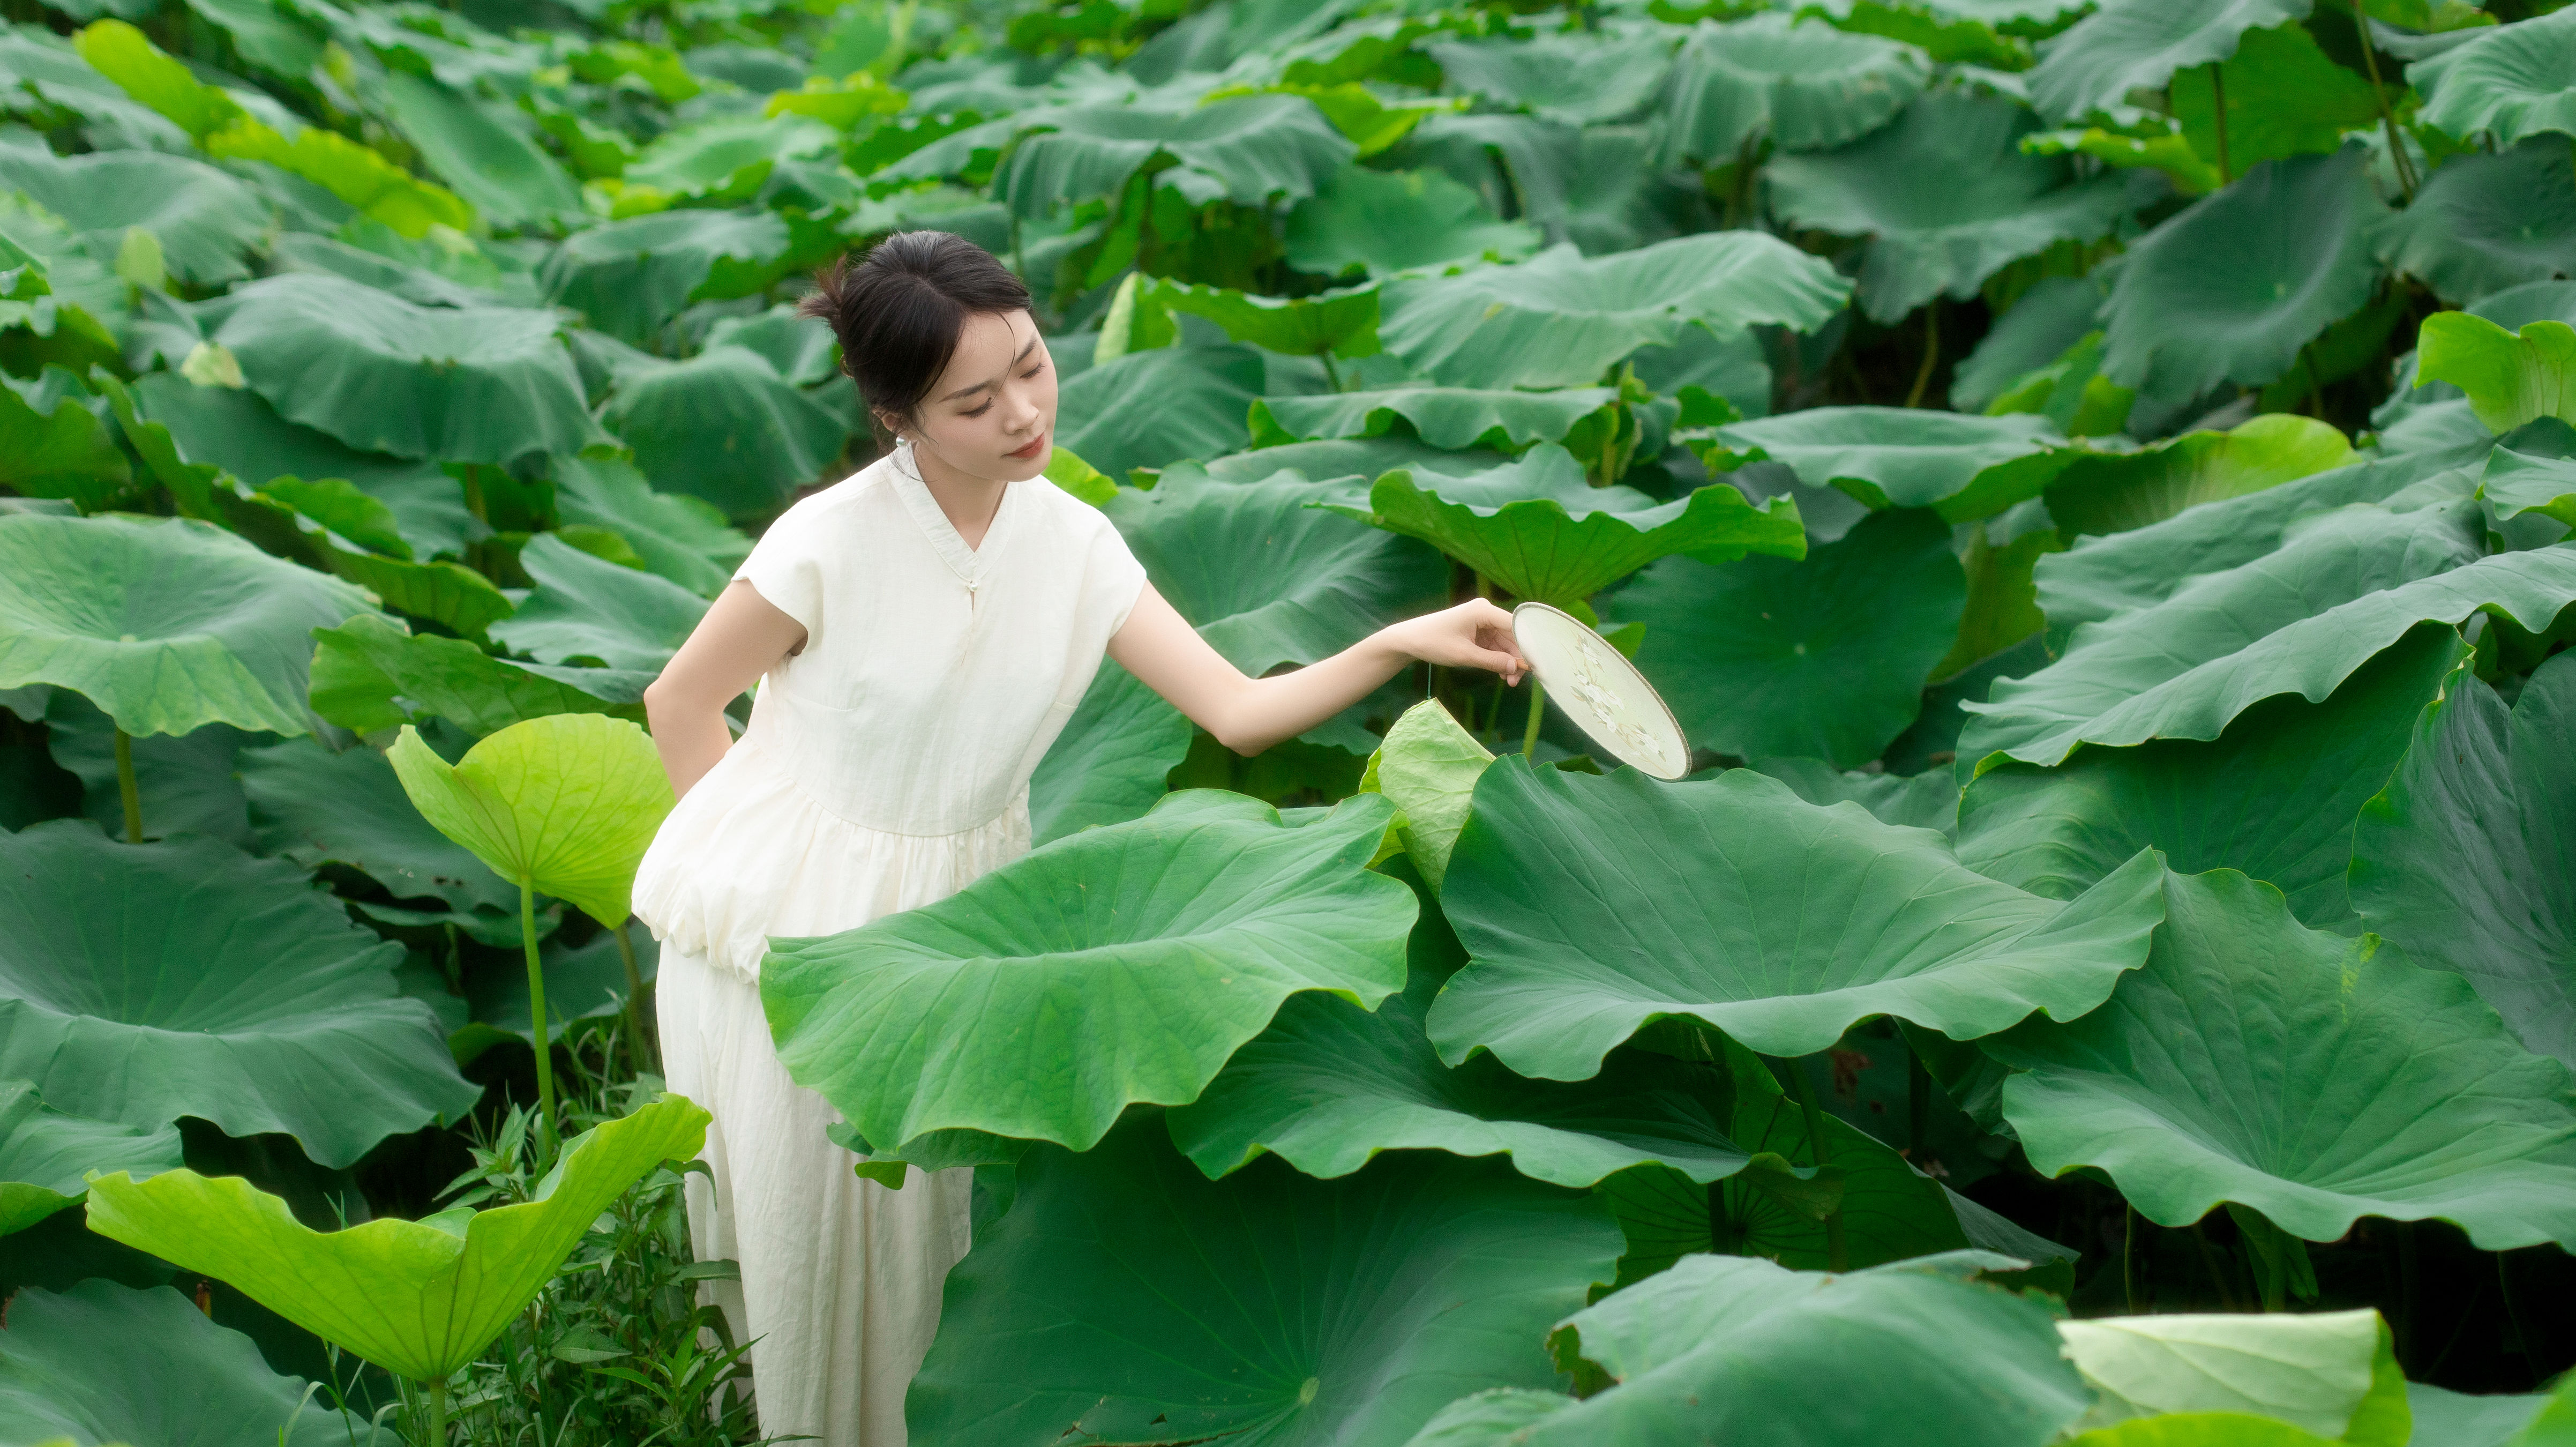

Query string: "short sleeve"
[[732, 504, 826, 643], [1084, 510, 1150, 638]]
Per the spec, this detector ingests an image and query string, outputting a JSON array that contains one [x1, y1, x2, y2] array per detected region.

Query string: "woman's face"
[[898, 307, 1058, 485]]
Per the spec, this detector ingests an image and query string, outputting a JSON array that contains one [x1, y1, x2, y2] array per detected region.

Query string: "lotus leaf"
[[2064, 1418, 2342, 1446], [487, 534, 708, 673], [1987, 868, 2576, 1250], [1376, 234, 1849, 391], [1105, 460, 1447, 675], [387, 712, 672, 930], [1055, 342, 1263, 480], [703, 302, 841, 387], [239, 734, 520, 917], [372, 71, 579, 228], [0, 1081, 178, 1236], [1605, 508, 1967, 767], [2406, 1380, 2576, 1447], [1250, 384, 1623, 455], [0, 365, 128, 509], [1321, 443, 1804, 608], [198, 274, 603, 466], [619, 111, 839, 203], [0, 1280, 384, 1447], [909, 1115, 1621, 1447], [2481, 443, 2576, 528], [2057, 1310, 2405, 1442], [761, 790, 1413, 1155], [205, 118, 473, 239], [1359, 699, 1493, 890], [1027, 658, 1190, 846], [1283, 165, 1541, 280], [997, 93, 1354, 218], [2162, 24, 2384, 184], [2044, 414, 2356, 538], [0, 821, 477, 1166], [549, 449, 752, 597], [0, 512, 375, 739], [1955, 277, 2112, 413], [608, 344, 851, 520], [1145, 277, 1379, 360], [537, 208, 800, 348], [309, 613, 649, 736], [1429, 760, 2166, 1078], [2371, 138, 2576, 305], [1959, 624, 2463, 929], [2026, 0, 2308, 123], [84, 1094, 709, 1381], [1661, 13, 1930, 165], [1427, 29, 1678, 128], [1767, 91, 2135, 324], [2100, 148, 2387, 400], [1961, 506, 2576, 770], [1709, 407, 2073, 522], [2352, 648, 2576, 1068], [2407, 8, 2576, 151], [2413, 313, 2576, 434], [0, 144, 267, 287], [1405, 1252, 2088, 1446], [1751, 755, 1961, 836]]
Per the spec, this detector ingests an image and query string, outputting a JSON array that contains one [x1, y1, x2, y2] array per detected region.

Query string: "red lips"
[[1009, 432, 1048, 460]]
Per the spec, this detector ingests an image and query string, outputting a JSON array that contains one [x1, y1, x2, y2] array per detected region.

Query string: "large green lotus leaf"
[[373, 70, 579, 228], [1057, 342, 1264, 480], [2066, 1419, 2349, 1447], [2158, 23, 2382, 185], [0, 1280, 385, 1447], [537, 208, 797, 347], [1660, 13, 1930, 165], [2044, 414, 2355, 538], [2058, 1310, 2405, 1443], [2371, 138, 2576, 307], [269, 229, 525, 309], [1429, 760, 2166, 1077], [1360, 698, 1494, 890], [0, 821, 477, 1166], [200, 274, 603, 466], [1766, 91, 2135, 325], [548, 449, 751, 598], [1988, 868, 2576, 1250], [1709, 408, 2073, 523], [2482, 439, 2576, 529], [1028, 658, 1190, 847], [0, 144, 267, 287], [910, 1115, 1620, 1447], [762, 791, 1413, 1155], [1603, 508, 1967, 767], [997, 93, 1354, 218], [309, 613, 649, 737], [1167, 882, 1763, 1190], [1966, 508, 2576, 770], [1324, 443, 1804, 607], [1250, 385, 1621, 455], [238, 734, 520, 916], [2033, 444, 2489, 641], [2026, 0, 2307, 122], [1960, 624, 2462, 930], [0, 512, 375, 739], [2406, 1379, 2576, 1447], [1406, 1253, 2088, 1447], [2413, 313, 2576, 434], [598, 345, 851, 521], [388, 712, 673, 929], [1145, 278, 1380, 360], [0, 1080, 178, 1236], [131, 372, 474, 562], [1376, 234, 1849, 391], [2100, 148, 2386, 399], [1749, 755, 1961, 836], [2407, 8, 2576, 151], [623, 110, 840, 202], [1105, 461, 1447, 675], [84, 1093, 709, 1382], [1283, 165, 1541, 281], [488, 533, 709, 672], [1426, 29, 1677, 127], [2351, 648, 2576, 1068]]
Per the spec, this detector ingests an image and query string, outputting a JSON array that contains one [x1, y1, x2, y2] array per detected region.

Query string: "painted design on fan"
[[1564, 631, 1676, 773]]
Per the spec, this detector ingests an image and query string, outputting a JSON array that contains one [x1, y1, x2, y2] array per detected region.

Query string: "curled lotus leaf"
[[0, 143, 268, 287], [1283, 165, 1542, 281], [0, 1080, 179, 1236], [2407, 8, 2576, 151], [2413, 312, 2576, 435], [2026, 0, 2308, 123], [2370, 137, 2576, 307], [995, 93, 1356, 219], [1250, 385, 1623, 455], [1359, 698, 1493, 890], [2042, 413, 2355, 539], [1660, 12, 1930, 165], [1708, 407, 2073, 523]]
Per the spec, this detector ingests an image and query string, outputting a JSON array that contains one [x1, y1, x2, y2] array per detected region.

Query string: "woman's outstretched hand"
[[1387, 599, 1527, 685]]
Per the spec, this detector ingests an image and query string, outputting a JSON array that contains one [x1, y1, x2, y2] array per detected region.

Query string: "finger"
[[1471, 647, 1524, 678]]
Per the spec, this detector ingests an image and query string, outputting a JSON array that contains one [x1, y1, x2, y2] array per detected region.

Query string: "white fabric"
[[634, 443, 1149, 1445]]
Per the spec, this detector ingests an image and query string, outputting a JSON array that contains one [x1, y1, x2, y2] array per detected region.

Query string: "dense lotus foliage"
[[0, 0, 2573, 1443]]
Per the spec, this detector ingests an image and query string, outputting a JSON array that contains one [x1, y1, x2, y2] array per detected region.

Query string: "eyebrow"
[[937, 332, 1040, 404]]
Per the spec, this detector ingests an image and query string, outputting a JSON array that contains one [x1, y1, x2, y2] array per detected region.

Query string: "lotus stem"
[[1320, 349, 1343, 393], [521, 878, 557, 1147], [613, 919, 655, 1074], [112, 728, 141, 843], [1520, 679, 1545, 758], [1904, 303, 1938, 409], [425, 1374, 449, 1447], [2208, 65, 2232, 186], [2351, 3, 2419, 198], [1774, 1054, 1848, 1272]]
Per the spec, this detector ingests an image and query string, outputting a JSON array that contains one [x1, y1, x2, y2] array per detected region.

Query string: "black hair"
[[798, 230, 1034, 446]]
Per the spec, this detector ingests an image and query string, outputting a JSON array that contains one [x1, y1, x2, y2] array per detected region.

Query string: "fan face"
[[1511, 602, 1691, 780]]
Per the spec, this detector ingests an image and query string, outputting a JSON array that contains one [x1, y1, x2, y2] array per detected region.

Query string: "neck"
[[904, 440, 1010, 547]]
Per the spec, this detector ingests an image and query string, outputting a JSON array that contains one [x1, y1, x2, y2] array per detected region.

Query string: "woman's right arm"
[[641, 580, 808, 799]]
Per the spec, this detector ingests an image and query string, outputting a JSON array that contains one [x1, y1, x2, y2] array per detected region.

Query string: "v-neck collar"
[[890, 442, 1015, 587]]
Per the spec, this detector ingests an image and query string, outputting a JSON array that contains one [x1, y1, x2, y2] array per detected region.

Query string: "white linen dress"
[[631, 440, 1148, 1447]]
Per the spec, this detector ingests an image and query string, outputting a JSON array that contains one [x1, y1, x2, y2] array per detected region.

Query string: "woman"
[[632, 230, 1529, 1446]]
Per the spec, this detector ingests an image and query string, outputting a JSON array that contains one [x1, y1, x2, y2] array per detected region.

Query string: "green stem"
[[520, 879, 556, 1146], [112, 728, 141, 843], [612, 919, 654, 1074], [462, 465, 487, 525], [2352, 3, 2420, 198], [1774, 1055, 1848, 1272], [1904, 302, 1938, 409], [425, 1375, 449, 1447], [2209, 64, 2233, 186], [1319, 349, 1343, 393], [1520, 679, 1546, 759]]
